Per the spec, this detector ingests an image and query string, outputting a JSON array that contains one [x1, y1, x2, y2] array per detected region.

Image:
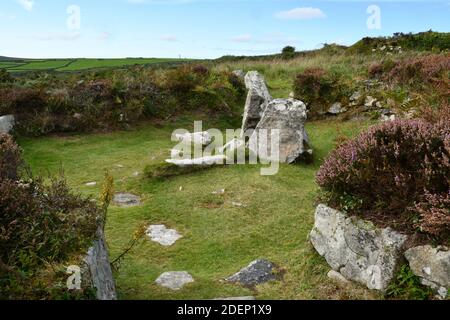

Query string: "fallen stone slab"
[[155, 271, 194, 290], [309, 204, 407, 292], [404, 245, 450, 298], [225, 259, 278, 286], [249, 98, 312, 164], [175, 131, 213, 146], [213, 296, 256, 301], [0, 115, 14, 134], [113, 193, 141, 207], [166, 155, 227, 167], [218, 138, 245, 155], [146, 225, 182, 246], [241, 71, 273, 133]]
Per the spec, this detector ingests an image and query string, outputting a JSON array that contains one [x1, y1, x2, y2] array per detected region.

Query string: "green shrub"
[[386, 265, 433, 300], [0, 136, 101, 299], [293, 68, 350, 117]]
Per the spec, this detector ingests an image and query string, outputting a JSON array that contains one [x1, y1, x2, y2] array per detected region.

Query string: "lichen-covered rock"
[[83, 228, 117, 300], [155, 271, 194, 290], [248, 98, 312, 164], [225, 259, 278, 286], [328, 102, 347, 115], [404, 245, 450, 297], [309, 204, 407, 292], [146, 224, 182, 246], [241, 71, 273, 133], [0, 115, 14, 134]]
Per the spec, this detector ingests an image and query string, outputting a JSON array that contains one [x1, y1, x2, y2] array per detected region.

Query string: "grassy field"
[[0, 57, 192, 72], [18, 118, 379, 300]]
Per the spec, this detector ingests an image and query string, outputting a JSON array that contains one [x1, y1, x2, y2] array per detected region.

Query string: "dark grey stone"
[[226, 259, 278, 286]]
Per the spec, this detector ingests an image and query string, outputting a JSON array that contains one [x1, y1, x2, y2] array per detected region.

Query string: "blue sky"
[[1, 0, 449, 59]]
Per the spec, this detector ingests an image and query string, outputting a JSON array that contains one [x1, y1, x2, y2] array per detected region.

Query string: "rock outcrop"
[[309, 204, 407, 292], [241, 71, 272, 133], [248, 98, 311, 164], [405, 245, 450, 298]]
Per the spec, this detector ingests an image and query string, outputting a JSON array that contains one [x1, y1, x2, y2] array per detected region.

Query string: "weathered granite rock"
[[309, 204, 407, 292], [364, 96, 377, 108], [83, 227, 117, 300], [155, 271, 194, 290], [404, 245, 450, 297], [248, 98, 311, 164], [241, 71, 273, 133], [0, 115, 14, 134], [225, 259, 278, 286], [175, 131, 213, 146], [113, 193, 141, 207], [232, 70, 245, 79], [328, 102, 347, 115], [327, 270, 350, 285], [146, 225, 182, 246]]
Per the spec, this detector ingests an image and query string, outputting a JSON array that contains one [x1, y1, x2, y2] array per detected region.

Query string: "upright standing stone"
[[248, 98, 312, 164], [241, 71, 273, 134]]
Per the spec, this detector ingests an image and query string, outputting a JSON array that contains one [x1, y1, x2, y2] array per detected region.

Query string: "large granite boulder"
[[248, 98, 311, 164], [241, 71, 273, 133], [0, 115, 14, 134], [404, 245, 450, 298], [309, 204, 407, 292]]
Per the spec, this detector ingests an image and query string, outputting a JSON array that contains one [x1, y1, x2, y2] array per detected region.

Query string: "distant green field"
[[0, 58, 192, 72]]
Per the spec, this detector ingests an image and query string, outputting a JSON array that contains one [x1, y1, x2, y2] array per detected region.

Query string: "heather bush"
[[316, 119, 450, 241], [0, 133, 23, 181]]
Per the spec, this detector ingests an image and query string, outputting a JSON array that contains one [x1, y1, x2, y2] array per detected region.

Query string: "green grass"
[[1, 58, 193, 73], [18, 118, 379, 300], [9, 59, 73, 71], [57, 58, 189, 71]]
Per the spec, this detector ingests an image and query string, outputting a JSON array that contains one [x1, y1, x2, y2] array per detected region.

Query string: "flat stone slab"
[[146, 225, 182, 246], [213, 296, 256, 300], [225, 259, 278, 286], [113, 193, 141, 207], [155, 271, 194, 290]]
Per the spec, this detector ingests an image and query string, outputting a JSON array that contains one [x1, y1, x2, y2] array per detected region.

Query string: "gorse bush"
[[316, 119, 450, 241]]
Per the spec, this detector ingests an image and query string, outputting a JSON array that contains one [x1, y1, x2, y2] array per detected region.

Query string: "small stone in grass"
[[113, 193, 141, 207], [225, 259, 278, 286], [85, 182, 97, 187], [155, 271, 194, 290], [212, 189, 225, 195], [146, 225, 182, 246]]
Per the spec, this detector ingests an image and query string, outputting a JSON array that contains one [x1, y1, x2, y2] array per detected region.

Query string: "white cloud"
[[231, 34, 252, 43], [160, 34, 178, 42], [17, 0, 34, 11], [275, 7, 326, 20]]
